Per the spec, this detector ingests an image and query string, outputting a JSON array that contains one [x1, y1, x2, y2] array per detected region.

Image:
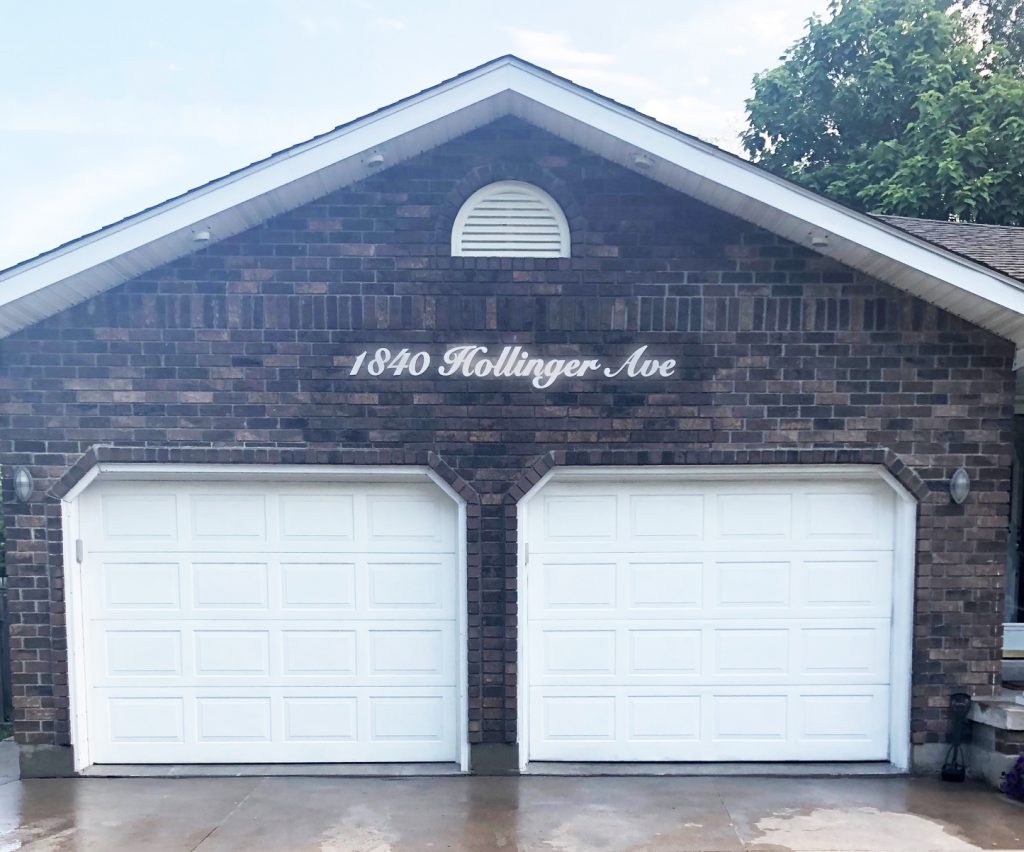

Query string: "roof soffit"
[[2, 57, 1024, 352]]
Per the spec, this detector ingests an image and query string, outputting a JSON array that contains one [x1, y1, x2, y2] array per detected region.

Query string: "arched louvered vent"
[[451, 181, 570, 257]]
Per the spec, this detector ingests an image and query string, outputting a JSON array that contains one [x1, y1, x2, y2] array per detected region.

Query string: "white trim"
[[60, 462, 470, 773], [425, 468, 472, 773], [91, 462, 441, 483], [2, 58, 1024, 343], [547, 464, 900, 482], [515, 463, 916, 773], [499, 72, 1024, 340], [60, 462, 446, 503], [516, 466, 555, 771], [889, 484, 917, 771], [60, 498, 90, 772], [61, 465, 100, 504]]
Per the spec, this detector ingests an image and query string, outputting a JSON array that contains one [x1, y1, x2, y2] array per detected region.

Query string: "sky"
[[0, 0, 830, 271]]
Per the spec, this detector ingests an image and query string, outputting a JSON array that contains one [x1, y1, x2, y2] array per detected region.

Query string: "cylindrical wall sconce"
[[12, 466, 33, 503], [949, 467, 970, 505]]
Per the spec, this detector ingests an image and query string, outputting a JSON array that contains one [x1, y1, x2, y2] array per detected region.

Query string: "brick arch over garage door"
[[506, 446, 925, 770]]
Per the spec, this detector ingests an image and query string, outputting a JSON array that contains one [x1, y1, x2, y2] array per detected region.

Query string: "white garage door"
[[76, 479, 460, 764], [525, 476, 896, 762]]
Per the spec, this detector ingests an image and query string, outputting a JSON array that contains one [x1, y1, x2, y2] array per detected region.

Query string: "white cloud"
[[506, 28, 615, 67], [0, 0, 834, 268], [503, 29, 651, 95], [556, 66, 651, 89], [374, 16, 407, 31]]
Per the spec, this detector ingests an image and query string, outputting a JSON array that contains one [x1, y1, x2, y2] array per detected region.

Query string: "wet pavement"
[[0, 754, 1021, 850]]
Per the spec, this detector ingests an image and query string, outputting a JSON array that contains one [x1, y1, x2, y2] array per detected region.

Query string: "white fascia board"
[[0, 64, 521, 311], [502, 68, 1024, 319], [3, 57, 1024, 346]]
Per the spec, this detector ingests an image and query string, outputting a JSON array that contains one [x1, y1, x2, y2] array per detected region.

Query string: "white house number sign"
[[349, 344, 676, 389]]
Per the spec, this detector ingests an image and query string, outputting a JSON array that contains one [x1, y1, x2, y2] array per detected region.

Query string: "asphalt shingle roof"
[[877, 215, 1024, 283]]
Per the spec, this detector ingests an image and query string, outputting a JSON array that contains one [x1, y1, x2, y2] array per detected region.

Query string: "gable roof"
[[878, 215, 1024, 283], [3, 55, 1024, 362]]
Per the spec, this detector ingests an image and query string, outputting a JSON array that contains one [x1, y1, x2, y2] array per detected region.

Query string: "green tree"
[[743, 0, 1024, 224], [976, 0, 1024, 69]]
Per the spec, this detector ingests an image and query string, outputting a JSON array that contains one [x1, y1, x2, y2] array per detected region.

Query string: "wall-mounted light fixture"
[[949, 467, 971, 504], [365, 151, 385, 169], [192, 227, 212, 244], [809, 232, 830, 248], [12, 466, 33, 503]]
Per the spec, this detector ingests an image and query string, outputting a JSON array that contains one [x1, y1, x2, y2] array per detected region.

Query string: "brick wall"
[[0, 116, 1014, 757]]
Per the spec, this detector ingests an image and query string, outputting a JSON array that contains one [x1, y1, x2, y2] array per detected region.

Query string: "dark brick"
[[0, 117, 1014, 751]]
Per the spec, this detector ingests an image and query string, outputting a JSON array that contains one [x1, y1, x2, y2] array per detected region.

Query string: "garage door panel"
[[101, 560, 182, 610], [83, 483, 457, 555], [627, 695, 702, 742], [367, 627, 455, 678], [91, 620, 456, 687], [535, 560, 617, 612], [281, 561, 357, 609], [529, 619, 888, 686], [713, 628, 790, 674], [197, 696, 272, 742], [279, 493, 355, 540], [366, 559, 454, 614], [282, 630, 358, 676], [193, 561, 270, 609], [713, 560, 791, 609], [191, 494, 268, 541], [811, 489, 884, 536], [629, 629, 702, 675], [539, 694, 617, 743], [531, 554, 890, 621], [538, 629, 617, 677], [529, 481, 894, 554], [526, 475, 896, 762], [543, 495, 618, 541], [629, 561, 703, 610], [629, 494, 705, 539], [105, 630, 183, 677], [90, 687, 458, 763], [800, 626, 890, 679], [284, 697, 358, 741], [528, 686, 890, 761], [796, 556, 892, 615], [797, 690, 890, 755], [370, 694, 450, 741], [195, 630, 271, 676], [91, 555, 456, 620], [80, 479, 460, 764], [717, 493, 792, 538], [106, 697, 185, 744], [365, 494, 455, 551], [100, 493, 179, 541], [712, 694, 788, 742]]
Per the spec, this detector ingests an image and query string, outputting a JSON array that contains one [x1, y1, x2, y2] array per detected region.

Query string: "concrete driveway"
[[0, 756, 1021, 850]]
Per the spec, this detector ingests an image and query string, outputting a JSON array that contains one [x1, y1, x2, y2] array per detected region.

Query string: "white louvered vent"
[[451, 181, 570, 258]]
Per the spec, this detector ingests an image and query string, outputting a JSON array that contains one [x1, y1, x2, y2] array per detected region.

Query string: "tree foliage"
[[742, 0, 1024, 224], [977, 0, 1024, 69]]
